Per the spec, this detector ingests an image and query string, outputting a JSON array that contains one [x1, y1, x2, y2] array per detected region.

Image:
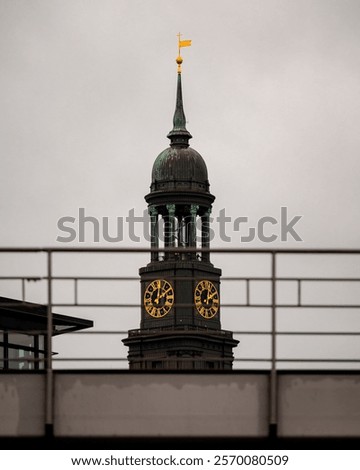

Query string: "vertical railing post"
[[269, 251, 278, 438], [74, 278, 78, 306], [246, 279, 250, 306], [21, 278, 25, 302], [45, 250, 54, 437]]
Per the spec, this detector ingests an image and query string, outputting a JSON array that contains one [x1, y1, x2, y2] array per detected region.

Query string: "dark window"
[[0, 330, 46, 370]]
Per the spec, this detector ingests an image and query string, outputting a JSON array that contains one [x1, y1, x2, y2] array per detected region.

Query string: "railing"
[[0, 247, 360, 436]]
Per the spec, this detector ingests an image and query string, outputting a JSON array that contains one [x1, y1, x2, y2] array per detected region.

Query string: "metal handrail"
[[1, 247, 360, 437]]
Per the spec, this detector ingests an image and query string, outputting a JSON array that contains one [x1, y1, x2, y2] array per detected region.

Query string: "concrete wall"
[[0, 372, 359, 438], [278, 374, 360, 437], [0, 374, 45, 436], [54, 373, 268, 437]]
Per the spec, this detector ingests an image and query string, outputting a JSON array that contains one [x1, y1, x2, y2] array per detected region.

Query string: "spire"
[[167, 34, 193, 147], [167, 73, 192, 147]]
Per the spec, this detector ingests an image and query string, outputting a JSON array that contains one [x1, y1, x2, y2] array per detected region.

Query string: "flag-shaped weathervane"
[[176, 32, 192, 73]]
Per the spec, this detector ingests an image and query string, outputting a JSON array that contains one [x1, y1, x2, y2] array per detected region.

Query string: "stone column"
[[190, 204, 199, 259], [201, 208, 211, 262], [149, 206, 158, 262], [166, 204, 176, 259]]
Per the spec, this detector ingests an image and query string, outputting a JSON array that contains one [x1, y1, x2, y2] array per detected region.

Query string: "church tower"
[[123, 41, 238, 369]]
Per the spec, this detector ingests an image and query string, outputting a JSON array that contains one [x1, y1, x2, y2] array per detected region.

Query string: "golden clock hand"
[[208, 291, 217, 300], [159, 287, 172, 299], [154, 281, 161, 304]]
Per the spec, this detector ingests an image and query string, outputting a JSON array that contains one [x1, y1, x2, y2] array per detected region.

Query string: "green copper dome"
[[151, 146, 209, 192]]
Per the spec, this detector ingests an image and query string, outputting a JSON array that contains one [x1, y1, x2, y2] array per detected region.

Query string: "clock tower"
[[123, 46, 239, 369]]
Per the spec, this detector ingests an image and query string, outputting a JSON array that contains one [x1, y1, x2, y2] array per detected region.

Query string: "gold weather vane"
[[176, 32, 192, 73]]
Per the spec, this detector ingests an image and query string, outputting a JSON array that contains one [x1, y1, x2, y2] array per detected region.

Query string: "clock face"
[[144, 279, 174, 318], [194, 280, 219, 319]]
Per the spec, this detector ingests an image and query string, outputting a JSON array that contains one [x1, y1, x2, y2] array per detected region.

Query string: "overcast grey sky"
[[0, 0, 360, 368], [1, 0, 360, 248]]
